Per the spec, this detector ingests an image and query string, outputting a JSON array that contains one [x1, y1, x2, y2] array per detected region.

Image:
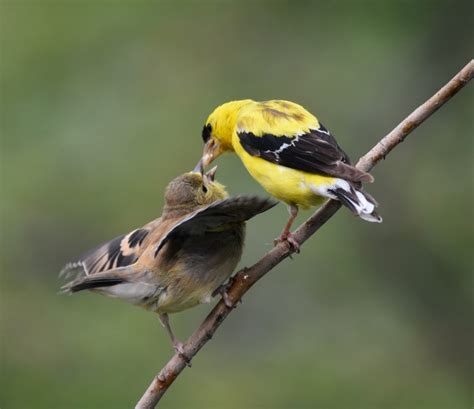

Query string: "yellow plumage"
[[206, 100, 334, 208], [201, 99, 381, 248], [237, 100, 318, 136], [232, 147, 330, 209]]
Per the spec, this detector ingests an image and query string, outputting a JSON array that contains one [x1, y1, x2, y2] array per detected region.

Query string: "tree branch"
[[136, 60, 473, 409]]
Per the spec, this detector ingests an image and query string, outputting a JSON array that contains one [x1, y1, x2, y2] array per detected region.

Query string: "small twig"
[[136, 60, 473, 409]]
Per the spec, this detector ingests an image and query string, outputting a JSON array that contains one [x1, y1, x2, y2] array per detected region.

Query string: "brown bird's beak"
[[202, 166, 218, 187], [205, 166, 218, 182]]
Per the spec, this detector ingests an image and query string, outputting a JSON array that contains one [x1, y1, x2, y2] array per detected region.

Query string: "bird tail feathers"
[[60, 266, 134, 294], [328, 179, 382, 223], [60, 266, 162, 307]]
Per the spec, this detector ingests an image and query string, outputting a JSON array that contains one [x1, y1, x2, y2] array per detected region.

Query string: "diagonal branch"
[[136, 60, 473, 409]]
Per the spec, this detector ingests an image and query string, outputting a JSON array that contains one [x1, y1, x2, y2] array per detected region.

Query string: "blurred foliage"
[[1, 1, 472, 408]]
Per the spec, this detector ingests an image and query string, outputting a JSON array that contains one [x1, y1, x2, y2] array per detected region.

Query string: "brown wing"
[[60, 218, 162, 277], [154, 196, 277, 257]]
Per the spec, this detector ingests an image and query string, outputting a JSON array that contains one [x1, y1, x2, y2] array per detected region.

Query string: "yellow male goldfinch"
[[199, 99, 381, 250], [61, 168, 276, 355]]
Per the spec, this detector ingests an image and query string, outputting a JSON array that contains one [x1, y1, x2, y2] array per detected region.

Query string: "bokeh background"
[[1, 1, 472, 408]]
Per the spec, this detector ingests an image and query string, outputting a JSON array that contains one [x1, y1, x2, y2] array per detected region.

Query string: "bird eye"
[[202, 124, 212, 143]]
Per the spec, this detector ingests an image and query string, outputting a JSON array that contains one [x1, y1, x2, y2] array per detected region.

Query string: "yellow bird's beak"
[[193, 158, 204, 174], [201, 140, 222, 168]]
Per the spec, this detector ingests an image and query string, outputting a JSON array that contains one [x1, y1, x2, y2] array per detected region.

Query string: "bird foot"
[[212, 281, 236, 308], [274, 232, 300, 253], [173, 341, 192, 367]]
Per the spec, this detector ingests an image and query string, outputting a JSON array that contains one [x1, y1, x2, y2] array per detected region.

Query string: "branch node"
[[157, 373, 166, 383]]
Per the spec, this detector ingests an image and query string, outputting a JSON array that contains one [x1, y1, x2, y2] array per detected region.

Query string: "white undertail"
[[311, 179, 382, 223]]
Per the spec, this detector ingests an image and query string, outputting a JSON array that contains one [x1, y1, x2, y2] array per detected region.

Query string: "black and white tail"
[[327, 179, 382, 223]]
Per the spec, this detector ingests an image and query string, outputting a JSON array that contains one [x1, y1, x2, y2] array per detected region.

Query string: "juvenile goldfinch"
[[200, 99, 381, 250], [61, 168, 276, 355]]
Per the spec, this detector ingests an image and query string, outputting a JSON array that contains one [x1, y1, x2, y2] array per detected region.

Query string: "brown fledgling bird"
[[60, 168, 276, 354]]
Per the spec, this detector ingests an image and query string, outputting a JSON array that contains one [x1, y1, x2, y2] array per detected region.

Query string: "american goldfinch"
[[200, 99, 381, 250], [61, 168, 276, 355]]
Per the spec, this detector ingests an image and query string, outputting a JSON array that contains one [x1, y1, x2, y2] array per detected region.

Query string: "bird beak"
[[193, 158, 204, 174], [202, 140, 220, 168], [202, 152, 213, 168], [205, 166, 218, 182]]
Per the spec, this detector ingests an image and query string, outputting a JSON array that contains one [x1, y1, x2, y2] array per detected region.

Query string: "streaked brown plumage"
[[61, 169, 276, 354]]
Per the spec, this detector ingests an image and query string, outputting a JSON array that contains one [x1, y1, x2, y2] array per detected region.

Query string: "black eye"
[[202, 124, 212, 143], [202, 184, 208, 193]]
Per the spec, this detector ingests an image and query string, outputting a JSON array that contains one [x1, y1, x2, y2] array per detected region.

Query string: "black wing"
[[154, 196, 277, 256], [238, 124, 373, 183]]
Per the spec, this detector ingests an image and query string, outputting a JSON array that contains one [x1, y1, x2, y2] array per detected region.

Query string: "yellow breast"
[[232, 135, 335, 209]]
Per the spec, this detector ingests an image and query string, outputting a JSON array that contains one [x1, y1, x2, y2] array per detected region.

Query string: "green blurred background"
[[1, 1, 472, 408]]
